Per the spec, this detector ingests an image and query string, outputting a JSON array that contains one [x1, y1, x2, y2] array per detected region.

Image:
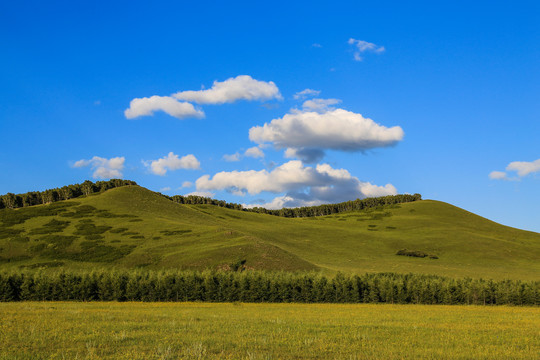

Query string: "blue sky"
[[1, 1, 539, 232]]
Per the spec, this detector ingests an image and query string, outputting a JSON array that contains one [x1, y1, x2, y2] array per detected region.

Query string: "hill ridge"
[[1, 185, 539, 280], [1, 179, 422, 219]]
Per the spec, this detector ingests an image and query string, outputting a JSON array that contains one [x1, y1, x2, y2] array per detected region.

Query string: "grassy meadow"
[[0, 302, 538, 359], [1, 186, 539, 280]]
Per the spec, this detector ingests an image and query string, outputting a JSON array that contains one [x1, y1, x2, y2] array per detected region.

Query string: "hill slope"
[[1, 185, 538, 280]]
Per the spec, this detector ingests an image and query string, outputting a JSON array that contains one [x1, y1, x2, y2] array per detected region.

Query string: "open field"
[[1, 186, 539, 280], [0, 302, 538, 359]]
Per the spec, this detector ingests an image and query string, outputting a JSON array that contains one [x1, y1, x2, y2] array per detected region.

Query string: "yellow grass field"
[[0, 302, 538, 359]]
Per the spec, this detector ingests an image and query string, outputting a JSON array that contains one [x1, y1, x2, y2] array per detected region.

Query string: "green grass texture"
[[1, 185, 539, 280], [1, 302, 538, 359]]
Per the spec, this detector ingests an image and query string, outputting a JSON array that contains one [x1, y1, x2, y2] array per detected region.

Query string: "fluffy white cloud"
[[181, 181, 193, 188], [196, 161, 320, 194], [506, 159, 540, 177], [160, 187, 172, 192], [348, 38, 385, 61], [249, 107, 404, 160], [73, 156, 125, 179], [124, 96, 204, 119], [196, 160, 396, 209], [293, 88, 321, 100], [173, 75, 281, 104], [223, 152, 241, 162], [244, 146, 264, 158], [148, 152, 200, 176]]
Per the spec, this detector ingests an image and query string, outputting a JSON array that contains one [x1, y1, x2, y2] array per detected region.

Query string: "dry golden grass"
[[0, 302, 538, 359]]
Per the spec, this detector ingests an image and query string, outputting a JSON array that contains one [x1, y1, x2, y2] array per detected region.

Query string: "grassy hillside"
[[1, 185, 538, 280]]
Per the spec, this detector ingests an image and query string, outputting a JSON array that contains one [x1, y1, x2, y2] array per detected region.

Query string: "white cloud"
[[244, 146, 264, 158], [148, 152, 200, 176], [301, 98, 341, 112], [348, 38, 385, 61], [489, 171, 509, 180], [223, 147, 265, 162], [124, 96, 204, 120], [506, 159, 540, 177], [173, 75, 281, 104], [181, 181, 193, 188], [196, 160, 397, 208], [160, 187, 172, 192], [293, 89, 321, 100], [186, 191, 215, 198], [490, 158, 540, 180], [196, 161, 320, 195], [223, 152, 241, 162], [249, 107, 404, 161], [312, 43, 322, 48], [73, 156, 125, 179]]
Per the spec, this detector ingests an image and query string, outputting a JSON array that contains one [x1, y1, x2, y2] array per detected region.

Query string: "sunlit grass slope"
[[1, 185, 539, 279]]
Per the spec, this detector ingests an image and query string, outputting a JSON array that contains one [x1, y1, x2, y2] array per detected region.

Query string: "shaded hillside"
[[1, 185, 539, 280]]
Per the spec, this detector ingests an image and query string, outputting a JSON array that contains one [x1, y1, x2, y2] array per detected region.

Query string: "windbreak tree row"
[[0, 270, 537, 305], [0, 180, 137, 209]]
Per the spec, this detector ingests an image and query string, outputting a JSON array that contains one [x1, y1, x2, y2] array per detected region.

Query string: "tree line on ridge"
[[1, 179, 422, 218], [0, 180, 137, 209]]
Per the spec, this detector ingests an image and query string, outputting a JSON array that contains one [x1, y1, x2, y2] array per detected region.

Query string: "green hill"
[[1, 185, 538, 280]]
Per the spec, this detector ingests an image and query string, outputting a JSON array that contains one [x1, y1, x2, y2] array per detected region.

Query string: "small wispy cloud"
[[223, 152, 241, 162], [489, 171, 510, 181], [186, 191, 215, 198], [293, 89, 321, 100], [223, 147, 265, 162], [348, 38, 385, 61], [244, 146, 264, 159], [490, 158, 540, 181], [181, 181, 193, 188], [301, 98, 341, 112]]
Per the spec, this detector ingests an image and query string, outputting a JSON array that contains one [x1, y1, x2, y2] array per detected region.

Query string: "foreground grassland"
[[2, 186, 539, 280], [0, 302, 538, 359]]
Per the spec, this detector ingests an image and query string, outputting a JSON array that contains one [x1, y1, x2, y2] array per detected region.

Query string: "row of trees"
[[246, 194, 422, 218], [0, 270, 537, 305], [164, 193, 423, 218], [166, 194, 244, 210], [0, 180, 137, 209]]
